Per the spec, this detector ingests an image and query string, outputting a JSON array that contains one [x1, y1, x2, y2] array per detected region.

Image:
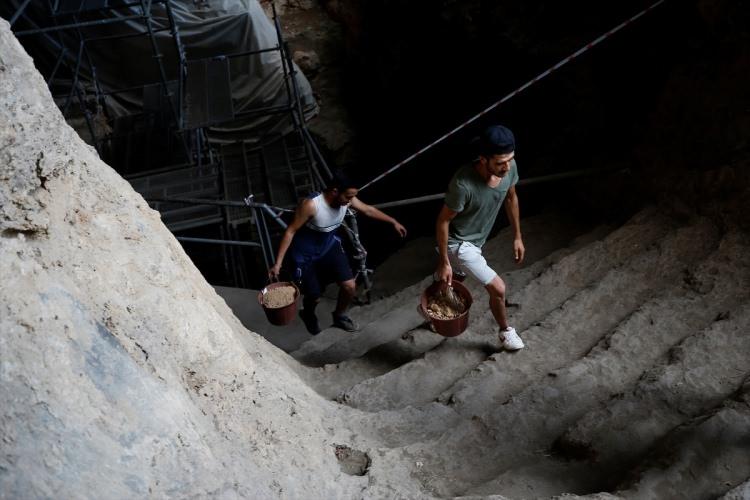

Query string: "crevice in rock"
[[2, 227, 41, 238], [334, 444, 370, 476], [35, 151, 47, 190]]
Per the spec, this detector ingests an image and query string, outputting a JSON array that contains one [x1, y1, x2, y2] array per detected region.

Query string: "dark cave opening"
[[334, 0, 715, 269]]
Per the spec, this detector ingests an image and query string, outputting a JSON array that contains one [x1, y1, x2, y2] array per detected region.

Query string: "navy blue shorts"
[[287, 241, 353, 299]]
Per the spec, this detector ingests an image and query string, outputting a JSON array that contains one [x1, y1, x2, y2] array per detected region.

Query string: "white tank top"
[[305, 193, 346, 233]]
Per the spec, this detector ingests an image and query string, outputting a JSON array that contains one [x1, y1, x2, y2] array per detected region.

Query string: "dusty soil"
[[262, 285, 297, 308], [426, 290, 467, 320]]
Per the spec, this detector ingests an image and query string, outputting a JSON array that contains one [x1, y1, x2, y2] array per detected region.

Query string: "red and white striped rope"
[[358, 0, 666, 191]]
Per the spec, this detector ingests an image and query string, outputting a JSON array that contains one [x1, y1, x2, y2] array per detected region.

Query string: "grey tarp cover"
[[4, 0, 317, 144]]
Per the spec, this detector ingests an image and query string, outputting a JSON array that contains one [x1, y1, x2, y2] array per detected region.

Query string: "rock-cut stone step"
[[465, 302, 750, 498], [343, 402, 464, 449], [334, 222, 611, 411], [556, 302, 750, 476], [290, 212, 607, 396], [438, 216, 719, 418], [353, 221, 613, 369], [290, 356, 401, 400], [290, 212, 604, 368], [338, 211, 695, 412], [460, 455, 611, 499], [613, 379, 750, 500], [302, 243, 574, 404], [290, 277, 430, 366], [378, 231, 750, 496], [502, 206, 676, 332], [721, 479, 750, 500]]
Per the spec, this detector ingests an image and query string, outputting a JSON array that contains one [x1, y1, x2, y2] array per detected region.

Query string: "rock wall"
[[0, 19, 380, 498], [260, 0, 357, 165]]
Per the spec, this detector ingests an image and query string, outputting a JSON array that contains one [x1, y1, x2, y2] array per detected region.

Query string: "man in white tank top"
[[270, 172, 407, 334]]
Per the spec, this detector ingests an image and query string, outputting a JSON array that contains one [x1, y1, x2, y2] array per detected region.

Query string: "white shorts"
[[445, 241, 497, 286]]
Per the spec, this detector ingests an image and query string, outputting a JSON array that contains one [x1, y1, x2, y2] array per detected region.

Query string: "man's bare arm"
[[269, 199, 315, 278], [436, 205, 458, 283], [504, 185, 525, 263], [350, 197, 407, 237]]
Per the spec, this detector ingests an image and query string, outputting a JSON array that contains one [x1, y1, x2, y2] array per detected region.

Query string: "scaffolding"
[[6, 0, 340, 290], [8, 0, 192, 169], [148, 1, 333, 288]]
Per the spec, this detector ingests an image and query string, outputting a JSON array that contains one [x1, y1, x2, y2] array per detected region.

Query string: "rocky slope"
[[0, 20, 417, 498]]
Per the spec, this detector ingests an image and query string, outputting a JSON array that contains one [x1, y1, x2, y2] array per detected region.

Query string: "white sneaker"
[[500, 327, 524, 351]]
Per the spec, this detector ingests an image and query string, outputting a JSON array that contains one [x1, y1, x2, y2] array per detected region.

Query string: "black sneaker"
[[332, 313, 360, 332], [299, 309, 321, 335]]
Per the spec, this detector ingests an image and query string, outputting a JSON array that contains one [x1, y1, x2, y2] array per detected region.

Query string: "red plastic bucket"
[[419, 280, 473, 337], [258, 282, 299, 326]]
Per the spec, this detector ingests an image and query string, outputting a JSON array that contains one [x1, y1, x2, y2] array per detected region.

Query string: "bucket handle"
[[260, 275, 279, 296]]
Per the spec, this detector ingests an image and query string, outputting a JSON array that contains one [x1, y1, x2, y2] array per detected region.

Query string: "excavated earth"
[[2, 18, 750, 499]]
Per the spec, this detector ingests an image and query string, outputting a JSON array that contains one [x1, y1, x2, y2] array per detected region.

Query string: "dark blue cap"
[[477, 125, 515, 156]]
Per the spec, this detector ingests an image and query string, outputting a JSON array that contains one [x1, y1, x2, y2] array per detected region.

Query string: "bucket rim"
[[420, 280, 473, 321], [258, 281, 300, 309]]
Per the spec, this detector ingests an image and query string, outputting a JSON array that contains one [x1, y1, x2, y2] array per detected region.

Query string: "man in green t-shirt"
[[435, 125, 526, 350]]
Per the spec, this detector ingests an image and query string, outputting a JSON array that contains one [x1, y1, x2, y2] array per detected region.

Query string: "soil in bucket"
[[258, 282, 299, 326], [420, 281, 473, 337], [426, 289, 467, 319], [262, 285, 297, 308]]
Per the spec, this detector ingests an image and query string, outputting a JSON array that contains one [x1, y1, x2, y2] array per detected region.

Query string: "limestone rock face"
[[0, 20, 367, 499], [260, 0, 357, 164], [0, 31, 71, 234]]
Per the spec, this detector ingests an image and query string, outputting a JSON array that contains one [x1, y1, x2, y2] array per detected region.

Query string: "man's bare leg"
[[332, 279, 360, 332], [485, 274, 524, 349], [300, 296, 322, 335], [485, 275, 509, 330], [334, 278, 357, 315]]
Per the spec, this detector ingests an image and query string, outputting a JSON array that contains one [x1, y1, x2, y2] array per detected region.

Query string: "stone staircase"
[[289, 206, 750, 498]]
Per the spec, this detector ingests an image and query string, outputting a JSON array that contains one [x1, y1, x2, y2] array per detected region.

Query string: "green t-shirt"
[[444, 160, 519, 248]]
